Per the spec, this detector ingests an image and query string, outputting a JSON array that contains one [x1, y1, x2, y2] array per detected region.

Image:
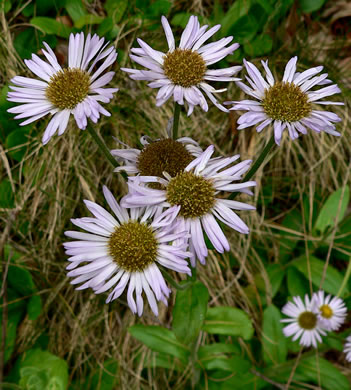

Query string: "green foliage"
[[0, 179, 15, 208], [30, 17, 71, 38], [6, 128, 31, 162], [87, 359, 119, 390], [172, 281, 209, 345], [299, 0, 327, 13], [128, 325, 190, 363], [202, 307, 254, 340], [262, 305, 287, 365]]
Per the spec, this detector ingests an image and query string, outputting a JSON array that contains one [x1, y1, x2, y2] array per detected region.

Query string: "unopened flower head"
[[64, 186, 191, 316], [228, 57, 343, 145], [122, 15, 241, 115], [8, 32, 118, 145], [344, 335, 351, 362], [313, 290, 347, 331], [122, 145, 256, 266], [281, 294, 326, 348], [111, 136, 203, 179]]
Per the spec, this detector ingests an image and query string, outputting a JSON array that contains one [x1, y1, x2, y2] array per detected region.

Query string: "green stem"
[[86, 122, 119, 169], [229, 135, 275, 200], [160, 268, 192, 290], [337, 257, 351, 297], [172, 103, 181, 140]]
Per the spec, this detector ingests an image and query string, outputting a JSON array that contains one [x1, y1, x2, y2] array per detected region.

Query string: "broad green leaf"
[[104, 0, 128, 22], [172, 281, 209, 345], [171, 12, 193, 28], [0, 179, 15, 208], [74, 14, 104, 29], [220, 0, 253, 36], [262, 305, 287, 365], [144, 0, 172, 19], [227, 14, 259, 43], [18, 349, 68, 390], [142, 352, 183, 370], [89, 359, 119, 390], [65, 0, 86, 22], [13, 28, 57, 59], [6, 128, 30, 162], [265, 355, 349, 390], [206, 370, 266, 390], [278, 208, 303, 262], [30, 17, 71, 38], [315, 187, 350, 233], [254, 264, 285, 299], [8, 263, 36, 297], [299, 0, 326, 13], [292, 255, 348, 296], [287, 267, 310, 298], [244, 33, 273, 57], [28, 295, 42, 321], [0, 0, 11, 13], [0, 316, 19, 363], [202, 307, 253, 340], [199, 355, 250, 372], [97, 18, 114, 36], [128, 325, 189, 362], [198, 343, 241, 359]]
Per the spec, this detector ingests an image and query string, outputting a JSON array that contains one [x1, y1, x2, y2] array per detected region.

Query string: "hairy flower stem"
[[172, 103, 181, 140], [86, 122, 120, 169], [160, 268, 193, 290], [229, 135, 275, 200]]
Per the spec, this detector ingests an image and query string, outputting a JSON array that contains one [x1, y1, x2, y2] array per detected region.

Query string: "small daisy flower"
[[227, 57, 343, 145], [122, 15, 241, 115], [281, 295, 326, 348], [64, 186, 191, 316], [111, 136, 203, 177], [7, 32, 118, 145], [121, 145, 256, 266], [313, 290, 347, 331], [343, 335, 351, 362]]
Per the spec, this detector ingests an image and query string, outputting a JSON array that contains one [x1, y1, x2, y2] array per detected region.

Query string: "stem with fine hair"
[[229, 135, 275, 200], [172, 103, 181, 140], [86, 122, 119, 169], [160, 268, 193, 290]]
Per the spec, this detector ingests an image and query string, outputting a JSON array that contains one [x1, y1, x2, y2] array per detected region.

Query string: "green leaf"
[[0, 315, 19, 363], [7, 263, 36, 297], [128, 325, 189, 363], [97, 18, 114, 36], [315, 187, 350, 233], [28, 295, 42, 321], [104, 0, 128, 22], [199, 355, 250, 372], [262, 305, 287, 365], [265, 355, 349, 390], [30, 17, 71, 38], [292, 255, 348, 296], [74, 14, 104, 28], [220, 0, 253, 36], [89, 359, 119, 390], [172, 281, 209, 345], [144, 0, 172, 19], [6, 128, 30, 162], [287, 267, 310, 297], [226, 14, 259, 43], [206, 370, 266, 390], [141, 352, 183, 370], [0, 0, 11, 13], [18, 349, 69, 390], [65, 0, 86, 22], [171, 12, 193, 28], [198, 343, 241, 358], [202, 307, 254, 340], [0, 179, 15, 208], [14, 28, 57, 60], [299, 0, 326, 13], [244, 33, 272, 57]]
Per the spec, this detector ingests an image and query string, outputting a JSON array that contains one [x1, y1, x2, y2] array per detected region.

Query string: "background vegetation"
[[1, 0, 351, 388]]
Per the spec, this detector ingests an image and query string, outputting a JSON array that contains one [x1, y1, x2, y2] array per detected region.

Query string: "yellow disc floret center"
[[320, 304, 333, 319], [108, 221, 158, 272], [262, 81, 312, 122], [298, 311, 317, 330], [46, 68, 90, 110], [163, 49, 206, 88], [166, 171, 215, 219]]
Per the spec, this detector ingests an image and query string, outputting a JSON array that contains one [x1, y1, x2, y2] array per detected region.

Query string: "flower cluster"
[[281, 291, 347, 348]]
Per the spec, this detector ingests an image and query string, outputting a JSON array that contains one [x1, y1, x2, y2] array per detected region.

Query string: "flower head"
[[281, 295, 326, 348], [122, 15, 241, 115], [64, 186, 191, 316], [313, 290, 347, 331], [121, 145, 256, 266], [8, 32, 118, 144], [344, 335, 351, 362], [228, 57, 343, 145], [111, 136, 203, 177]]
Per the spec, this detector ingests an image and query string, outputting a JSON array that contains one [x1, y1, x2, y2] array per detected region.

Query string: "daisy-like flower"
[[343, 335, 351, 362], [7, 32, 118, 145], [122, 15, 241, 115], [313, 290, 347, 331], [64, 186, 191, 316], [121, 145, 256, 266], [227, 57, 343, 145], [281, 295, 326, 348], [111, 136, 203, 176]]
